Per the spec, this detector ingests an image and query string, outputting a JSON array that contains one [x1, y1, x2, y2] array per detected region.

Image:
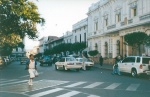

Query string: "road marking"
[[126, 84, 140, 91], [104, 83, 121, 89], [83, 82, 104, 88], [87, 95, 101, 97], [0, 79, 5, 81], [56, 91, 80, 97], [0, 79, 18, 84], [30, 88, 63, 97], [0, 80, 28, 86], [65, 82, 86, 87]]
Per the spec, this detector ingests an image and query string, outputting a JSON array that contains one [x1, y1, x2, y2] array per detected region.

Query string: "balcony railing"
[[107, 24, 116, 30], [120, 22, 125, 26], [128, 19, 133, 24], [139, 13, 150, 20]]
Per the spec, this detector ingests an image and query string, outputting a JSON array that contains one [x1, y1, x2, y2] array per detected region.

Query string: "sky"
[[25, 0, 100, 50]]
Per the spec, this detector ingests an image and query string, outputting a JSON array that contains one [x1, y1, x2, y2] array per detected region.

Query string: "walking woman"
[[25, 54, 38, 85]]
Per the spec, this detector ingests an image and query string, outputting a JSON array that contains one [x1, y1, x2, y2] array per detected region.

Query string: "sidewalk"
[[94, 63, 113, 70]]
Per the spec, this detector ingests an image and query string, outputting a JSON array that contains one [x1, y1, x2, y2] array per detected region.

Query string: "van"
[[118, 56, 150, 77]]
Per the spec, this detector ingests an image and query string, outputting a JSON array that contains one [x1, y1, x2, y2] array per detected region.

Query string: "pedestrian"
[[99, 56, 103, 66], [25, 54, 38, 86], [112, 55, 121, 75]]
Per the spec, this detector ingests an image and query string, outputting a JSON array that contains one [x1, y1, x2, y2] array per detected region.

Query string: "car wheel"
[[63, 65, 67, 70], [131, 69, 137, 77], [55, 65, 58, 70]]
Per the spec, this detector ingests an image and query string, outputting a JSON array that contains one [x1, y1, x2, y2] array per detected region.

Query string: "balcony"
[[139, 13, 150, 21], [128, 19, 133, 24], [120, 22, 125, 26], [107, 24, 116, 30]]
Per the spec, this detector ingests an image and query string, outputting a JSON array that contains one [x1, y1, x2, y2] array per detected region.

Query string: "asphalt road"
[[0, 61, 150, 97]]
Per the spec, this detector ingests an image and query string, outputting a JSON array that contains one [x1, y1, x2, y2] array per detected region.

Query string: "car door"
[[125, 57, 136, 73], [118, 58, 129, 72]]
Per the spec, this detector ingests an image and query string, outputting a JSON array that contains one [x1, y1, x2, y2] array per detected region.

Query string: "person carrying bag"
[[25, 54, 38, 86]]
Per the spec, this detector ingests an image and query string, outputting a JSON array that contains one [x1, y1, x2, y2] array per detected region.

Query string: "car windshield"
[[66, 57, 76, 61]]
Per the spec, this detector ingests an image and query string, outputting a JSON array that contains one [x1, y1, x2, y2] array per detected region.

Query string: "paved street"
[[0, 61, 150, 97]]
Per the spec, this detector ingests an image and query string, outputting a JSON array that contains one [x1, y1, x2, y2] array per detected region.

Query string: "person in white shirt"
[[26, 54, 37, 86]]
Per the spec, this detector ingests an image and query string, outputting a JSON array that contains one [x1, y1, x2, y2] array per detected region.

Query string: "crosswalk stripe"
[[56, 91, 80, 97], [30, 88, 63, 97], [0, 80, 28, 86], [104, 83, 121, 89], [0, 79, 18, 84], [126, 84, 140, 91], [83, 82, 104, 88], [87, 95, 101, 97], [0, 79, 5, 81], [65, 82, 86, 87]]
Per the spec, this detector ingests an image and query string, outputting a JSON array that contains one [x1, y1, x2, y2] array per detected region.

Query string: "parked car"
[[40, 56, 52, 66], [55, 57, 82, 71], [76, 58, 94, 70], [20, 57, 28, 65], [118, 56, 150, 77]]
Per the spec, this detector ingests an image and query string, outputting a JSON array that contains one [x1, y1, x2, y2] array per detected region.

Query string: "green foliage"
[[70, 42, 86, 53], [0, 0, 45, 47], [144, 35, 150, 47], [17, 42, 25, 49], [88, 50, 98, 57], [124, 31, 147, 47], [0, 43, 13, 56], [124, 31, 148, 55], [44, 42, 86, 55]]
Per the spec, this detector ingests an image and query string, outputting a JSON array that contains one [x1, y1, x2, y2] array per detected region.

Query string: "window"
[[75, 36, 77, 42], [105, 19, 108, 26], [116, 13, 121, 23], [142, 58, 150, 64], [84, 33, 86, 42], [95, 22, 98, 31], [80, 34, 81, 43], [59, 58, 65, 62], [131, 8, 137, 17], [122, 57, 135, 63], [136, 57, 140, 63]]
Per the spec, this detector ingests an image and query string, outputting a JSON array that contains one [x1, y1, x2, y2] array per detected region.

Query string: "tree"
[[0, 0, 45, 52], [88, 50, 98, 57], [70, 42, 86, 54], [124, 32, 147, 55], [144, 35, 150, 47]]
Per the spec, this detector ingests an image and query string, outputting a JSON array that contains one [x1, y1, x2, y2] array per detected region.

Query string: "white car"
[[118, 56, 150, 77], [76, 58, 94, 70], [55, 57, 82, 71]]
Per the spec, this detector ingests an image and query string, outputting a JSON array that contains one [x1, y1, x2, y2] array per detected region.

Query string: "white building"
[[38, 37, 48, 53], [72, 18, 88, 43], [63, 31, 73, 43], [87, 0, 150, 58]]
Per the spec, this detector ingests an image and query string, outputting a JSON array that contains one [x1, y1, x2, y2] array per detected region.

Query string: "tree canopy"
[[88, 50, 98, 57], [144, 35, 150, 47], [0, 0, 45, 47], [124, 31, 148, 55]]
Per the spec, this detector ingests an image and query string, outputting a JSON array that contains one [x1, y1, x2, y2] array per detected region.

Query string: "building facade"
[[72, 18, 88, 43], [87, 0, 150, 58], [63, 31, 73, 43], [38, 37, 48, 53]]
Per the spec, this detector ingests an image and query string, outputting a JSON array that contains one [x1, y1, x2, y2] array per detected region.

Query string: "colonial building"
[[38, 37, 48, 53], [72, 18, 88, 43], [63, 31, 73, 43], [87, 0, 150, 59]]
